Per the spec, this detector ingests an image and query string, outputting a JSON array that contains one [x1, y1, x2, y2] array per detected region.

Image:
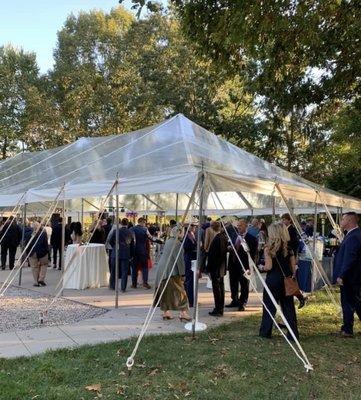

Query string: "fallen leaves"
[[85, 383, 101, 392], [148, 368, 159, 376]]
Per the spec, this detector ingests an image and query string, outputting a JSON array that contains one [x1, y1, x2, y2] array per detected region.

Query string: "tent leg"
[[115, 180, 120, 309], [316, 192, 344, 242], [60, 198, 66, 297], [18, 203, 27, 286], [81, 198, 84, 228], [311, 201, 318, 292], [175, 193, 179, 222], [192, 172, 207, 337]]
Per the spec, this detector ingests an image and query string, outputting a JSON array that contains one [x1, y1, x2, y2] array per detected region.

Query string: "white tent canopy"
[[0, 114, 360, 211]]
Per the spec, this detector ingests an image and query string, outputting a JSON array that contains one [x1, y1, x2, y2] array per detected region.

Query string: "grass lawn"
[[1, 291, 361, 400]]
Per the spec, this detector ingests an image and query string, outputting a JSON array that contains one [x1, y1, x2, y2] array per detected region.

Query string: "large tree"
[[126, 1, 361, 189], [52, 6, 261, 149]]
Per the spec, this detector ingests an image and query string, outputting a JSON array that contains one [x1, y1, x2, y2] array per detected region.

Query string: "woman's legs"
[[280, 295, 299, 340], [259, 281, 281, 338]]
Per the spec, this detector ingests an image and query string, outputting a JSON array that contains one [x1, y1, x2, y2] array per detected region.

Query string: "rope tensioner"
[[39, 310, 48, 324], [126, 357, 134, 374]]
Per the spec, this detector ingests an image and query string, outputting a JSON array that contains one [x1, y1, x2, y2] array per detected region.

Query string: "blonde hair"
[[267, 222, 290, 258]]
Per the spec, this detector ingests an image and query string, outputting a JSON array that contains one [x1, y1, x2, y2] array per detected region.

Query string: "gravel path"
[[0, 286, 107, 333]]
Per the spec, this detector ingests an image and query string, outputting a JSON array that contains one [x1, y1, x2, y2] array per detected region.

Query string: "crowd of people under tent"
[[0, 209, 360, 338]]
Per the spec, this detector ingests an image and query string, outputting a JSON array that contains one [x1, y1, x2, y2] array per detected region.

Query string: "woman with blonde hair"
[[259, 222, 299, 340]]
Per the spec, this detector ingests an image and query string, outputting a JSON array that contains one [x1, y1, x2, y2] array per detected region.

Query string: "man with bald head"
[[334, 212, 361, 337]]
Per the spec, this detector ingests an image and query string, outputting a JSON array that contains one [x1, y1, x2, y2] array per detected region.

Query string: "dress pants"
[[29, 254, 48, 283], [184, 253, 195, 307], [340, 285, 361, 334], [52, 245, 62, 269], [109, 257, 129, 291], [229, 261, 249, 306], [211, 273, 225, 314], [1, 244, 17, 269], [259, 276, 299, 339], [132, 254, 148, 285]]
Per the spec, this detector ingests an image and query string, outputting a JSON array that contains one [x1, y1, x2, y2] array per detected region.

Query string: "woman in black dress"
[[259, 222, 299, 340]]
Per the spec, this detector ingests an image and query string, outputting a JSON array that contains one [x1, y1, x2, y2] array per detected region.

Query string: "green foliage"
[[126, 0, 361, 191], [1, 2, 360, 198], [326, 98, 361, 197], [51, 7, 260, 148]]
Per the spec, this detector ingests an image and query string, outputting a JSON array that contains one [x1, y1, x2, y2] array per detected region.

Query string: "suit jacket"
[[28, 231, 49, 259], [108, 226, 134, 260], [50, 223, 71, 247], [131, 225, 149, 256], [233, 232, 258, 270], [207, 232, 228, 277], [183, 233, 197, 256], [0, 222, 22, 247], [333, 227, 361, 288], [287, 224, 300, 257]]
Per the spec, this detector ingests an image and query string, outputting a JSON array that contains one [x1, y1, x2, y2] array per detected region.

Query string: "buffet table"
[[63, 244, 109, 289]]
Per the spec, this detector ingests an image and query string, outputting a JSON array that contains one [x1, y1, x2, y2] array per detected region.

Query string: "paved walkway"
[[0, 267, 262, 359]]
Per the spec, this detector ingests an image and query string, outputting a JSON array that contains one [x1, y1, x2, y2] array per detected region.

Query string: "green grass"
[[1, 291, 361, 400]]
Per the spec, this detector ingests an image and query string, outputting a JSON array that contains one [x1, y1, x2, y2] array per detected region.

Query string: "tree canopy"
[[0, 2, 360, 197], [124, 0, 361, 194]]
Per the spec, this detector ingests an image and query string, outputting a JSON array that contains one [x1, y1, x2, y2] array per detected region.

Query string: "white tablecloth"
[[63, 244, 109, 290]]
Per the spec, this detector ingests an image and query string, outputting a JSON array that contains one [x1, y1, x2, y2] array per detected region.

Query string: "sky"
[[0, 0, 161, 73]]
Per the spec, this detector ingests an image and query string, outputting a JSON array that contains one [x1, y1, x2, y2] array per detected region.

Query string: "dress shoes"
[[38, 281, 47, 286], [209, 310, 223, 317], [238, 305, 245, 311], [143, 283, 151, 289], [225, 301, 239, 308]]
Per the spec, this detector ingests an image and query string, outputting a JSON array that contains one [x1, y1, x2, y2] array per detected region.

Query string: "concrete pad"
[[0, 262, 262, 359]]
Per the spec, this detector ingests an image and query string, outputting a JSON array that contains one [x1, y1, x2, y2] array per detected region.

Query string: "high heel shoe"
[[298, 297, 306, 309]]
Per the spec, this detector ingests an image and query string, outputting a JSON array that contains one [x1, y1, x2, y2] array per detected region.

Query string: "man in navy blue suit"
[[334, 212, 361, 337]]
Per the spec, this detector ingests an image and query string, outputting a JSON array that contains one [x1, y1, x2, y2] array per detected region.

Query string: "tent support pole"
[[192, 171, 205, 338], [236, 192, 253, 215], [83, 198, 100, 211], [115, 178, 120, 309], [316, 191, 344, 242], [275, 183, 340, 309], [175, 193, 179, 222], [311, 200, 318, 292], [142, 194, 164, 212], [18, 203, 27, 286], [60, 196, 66, 297], [272, 194, 276, 222], [81, 198, 84, 228]]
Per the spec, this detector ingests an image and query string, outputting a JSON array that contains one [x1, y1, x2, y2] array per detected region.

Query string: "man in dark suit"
[[227, 219, 258, 311], [108, 218, 134, 292], [334, 212, 361, 337], [281, 213, 300, 258], [130, 217, 153, 289], [50, 217, 70, 270], [0, 216, 22, 270]]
